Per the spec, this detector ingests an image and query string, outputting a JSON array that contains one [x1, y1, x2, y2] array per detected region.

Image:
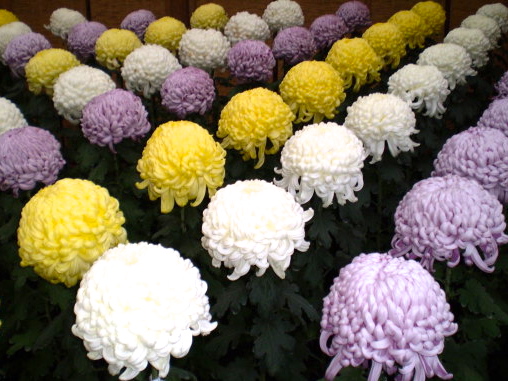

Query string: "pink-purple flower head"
[[67, 21, 107, 62], [0, 126, 65, 196], [494, 70, 508, 100], [390, 175, 508, 273], [227, 39, 275, 83], [81, 89, 151, 152], [160, 66, 215, 119], [336, 0, 372, 33], [3, 32, 51, 77], [476, 98, 508, 137], [309, 14, 349, 50], [120, 9, 156, 40], [272, 26, 316, 66], [321, 252, 457, 381]]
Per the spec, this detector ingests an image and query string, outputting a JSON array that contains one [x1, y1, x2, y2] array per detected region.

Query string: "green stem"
[[180, 207, 187, 233]]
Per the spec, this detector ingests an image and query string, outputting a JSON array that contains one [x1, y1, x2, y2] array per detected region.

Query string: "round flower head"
[[387, 10, 426, 49], [262, 0, 304, 33], [53, 65, 116, 124], [494, 71, 508, 99], [461, 14, 501, 49], [67, 21, 107, 62], [388, 64, 450, 119], [390, 175, 508, 273], [443, 27, 490, 69], [144, 16, 187, 52], [362, 22, 406, 69], [178, 28, 230, 72], [325, 37, 383, 92], [202, 179, 314, 280], [320, 252, 458, 381], [0, 21, 31, 64], [417, 43, 476, 90], [190, 3, 229, 30], [476, 98, 508, 137], [120, 9, 156, 40], [0, 126, 65, 196], [477, 3, 508, 33], [160, 67, 215, 119], [336, 1, 372, 32], [224, 11, 270, 46], [81, 89, 151, 151], [0, 9, 17, 27], [136, 121, 226, 213], [45, 8, 86, 39], [0, 97, 27, 135], [309, 14, 348, 51], [3, 32, 51, 77], [72, 242, 217, 380], [17, 178, 128, 287], [227, 40, 275, 83], [218, 87, 294, 168], [25, 48, 80, 95], [279, 60, 345, 124], [411, 1, 446, 37], [95, 28, 142, 70], [274, 122, 366, 207], [272, 26, 317, 66], [121, 44, 182, 98]]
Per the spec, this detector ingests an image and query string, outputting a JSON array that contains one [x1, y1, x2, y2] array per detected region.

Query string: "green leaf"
[[212, 279, 248, 318], [459, 278, 508, 322], [205, 315, 246, 357], [166, 366, 198, 381], [248, 274, 280, 317], [308, 208, 339, 249], [216, 357, 258, 381], [7, 320, 45, 355], [280, 282, 319, 322]]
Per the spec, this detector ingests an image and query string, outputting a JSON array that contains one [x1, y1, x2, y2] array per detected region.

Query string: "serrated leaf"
[[216, 357, 258, 381], [32, 310, 67, 351], [280, 282, 319, 322], [166, 366, 198, 381], [212, 279, 248, 317], [7, 320, 45, 355], [248, 274, 280, 317], [88, 159, 109, 183], [308, 208, 339, 249], [459, 278, 508, 322], [205, 315, 245, 357]]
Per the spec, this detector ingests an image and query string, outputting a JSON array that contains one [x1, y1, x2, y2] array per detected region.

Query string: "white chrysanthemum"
[[344, 93, 418, 164], [0, 97, 27, 135], [224, 11, 270, 45], [461, 14, 502, 49], [388, 64, 450, 119], [477, 3, 508, 33], [417, 43, 477, 90], [0, 21, 31, 64], [53, 65, 116, 124], [178, 28, 230, 72], [262, 0, 304, 33], [45, 8, 87, 39], [444, 27, 491, 68], [274, 122, 366, 207], [202, 179, 314, 280], [121, 44, 181, 98], [72, 242, 217, 381]]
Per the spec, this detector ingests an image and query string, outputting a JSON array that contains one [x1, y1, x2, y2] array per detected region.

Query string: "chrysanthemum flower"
[[494, 71, 508, 99], [321, 252, 457, 381], [17, 178, 128, 287], [0, 9, 17, 27], [309, 14, 348, 51], [477, 3, 508, 33], [387, 10, 426, 49], [389, 175, 508, 273], [0, 21, 31, 63], [262, 0, 304, 33], [272, 26, 316, 66], [411, 1, 446, 37], [3, 32, 51, 76], [121, 44, 181, 98], [461, 14, 502, 49], [178, 28, 230, 72], [224, 11, 270, 45], [67, 21, 107, 62], [190, 3, 229, 30], [202, 179, 313, 280], [325, 37, 383, 92], [336, 1, 372, 32], [417, 43, 476, 90], [25, 48, 80, 95], [443, 27, 491, 69], [218, 88, 294, 168], [144, 16, 187, 52], [274, 122, 365, 207], [120, 9, 156, 40], [362, 22, 406, 69], [279, 60, 345, 124], [0, 97, 27, 135], [95, 28, 142, 70], [388, 64, 450, 119], [136, 121, 226, 213], [72, 242, 216, 381], [227, 40, 275, 83], [476, 98, 508, 137], [45, 8, 86, 39]]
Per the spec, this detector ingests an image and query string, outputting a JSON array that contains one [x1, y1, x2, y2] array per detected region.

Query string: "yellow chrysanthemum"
[[218, 88, 294, 168], [25, 48, 80, 95], [279, 61, 346, 124], [362, 22, 406, 69], [0, 9, 17, 26], [136, 121, 226, 213], [95, 28, 141, 70], [17, 178, 127, 287], [411, 1, 446, 37], [144, 17, 187, 52], [325, 38, 383, 92], [388, 10, 426, 49], [190, 3, 229, 30]]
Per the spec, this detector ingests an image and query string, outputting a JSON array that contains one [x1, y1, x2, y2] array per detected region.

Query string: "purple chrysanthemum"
[[67, 21, 107, 62], [309, 14, 348, 50], [476, 98, 508, 137], [0, 126, 65, 196], [3, 32, 51, 77], [160, 67, 215, 119], [389, 175, 508, 273], [80, 89, 151, 151], [321, 252, 457, 381], [227, 40, 275, 83], [120, 9, 156, 40], [272, 26, 316, 66], [494, 70, 508, 99], [336, 0, 372, 32]]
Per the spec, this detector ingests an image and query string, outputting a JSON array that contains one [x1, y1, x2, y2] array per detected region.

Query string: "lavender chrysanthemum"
[[272, 26, 316, 66], [493, 71, 508, 100], [227, 40, 275, 83], [120, 9, 156, 40], [476, 98, 508, 137], [336, 0, 372, 32], [309, 14, 348, 50], [67, 21, 107, 62], [3, 32, 51, 77]]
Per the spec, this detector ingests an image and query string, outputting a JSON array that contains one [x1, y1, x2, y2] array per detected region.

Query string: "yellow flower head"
[[0, 9, 17, 26], [25, 48, 80, 95], [95, 28, 141, 70], [136, 121, 226, 213], [144, 17, 187, 52], [325, 38, 383, 92], [279, 61, 346, 124], [17, 178, 127, 287], [362, 22, 406, 69], [388, 10, 426, 49], [191, 3, 229, 30], [412, 1, 446, 37], [218, 87, 294, 169]]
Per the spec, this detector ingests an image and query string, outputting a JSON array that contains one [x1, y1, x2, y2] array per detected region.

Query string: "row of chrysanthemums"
[[1, 1, 508, 380]]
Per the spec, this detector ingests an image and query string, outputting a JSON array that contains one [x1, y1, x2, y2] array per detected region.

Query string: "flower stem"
[[181, 207, 187, 233]]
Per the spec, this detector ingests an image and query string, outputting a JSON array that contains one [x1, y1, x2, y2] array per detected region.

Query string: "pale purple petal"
[[120, 9, 156, 40], [227, 40, 275, 83], [67, 21, 107, 61], [476, 98, 508, 137], [272, 26, 316, 66], [336, 1, 372, 32], [3, 32, 51, 77], [310, 14, 348, 50]]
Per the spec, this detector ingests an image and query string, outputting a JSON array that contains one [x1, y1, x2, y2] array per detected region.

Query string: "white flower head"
[[345, 93, 418, 164], [0, 97, 27, 135], [461, 14, 502, 49], [388, 64, 450, 119], [274, 122, 366, 207], [72, 242, 217, 381], [262, 0, 304, 33], [178, 28, 230, 72], [45, 8, 87, 39], [0, 21, 31, 64], [121, 44, 181, 98], [477, 3, 508, 33], [202, 179, 314, 280], [53, 65, 116, 124], [224, 11, 270, 45], [444, 27, 491, 68]]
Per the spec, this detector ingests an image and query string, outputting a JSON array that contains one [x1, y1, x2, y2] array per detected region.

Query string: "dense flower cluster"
[[411, 1, 446, 37], [3, 32, 51, 76], [477, 3, 508, 33], [387, 10, 426, 49], [272, 26, 316, 66], [262, 0, 304, 33], [144, 16, 187, 52], [67, 21, 107, 62], [0, 97, 26, 134], [227, 40, 275, 83], [120, 9, 156, 40], [494, 71, 508, 99], [95, 28, 142, 70], [178, 28, 230, 72], [476, 98, 508, 137], [0, 21, 31, 63], [309, 14, 348, 50], [0, 9, 17, 27], [461, 14, 501, 48], [224, 11, 270, 45], [45, 8, 86, 39], [443, 27, 490, 68], [190, 3, 229, 30], [336, 1, 372, 32], [362, 22, 406, 68]]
